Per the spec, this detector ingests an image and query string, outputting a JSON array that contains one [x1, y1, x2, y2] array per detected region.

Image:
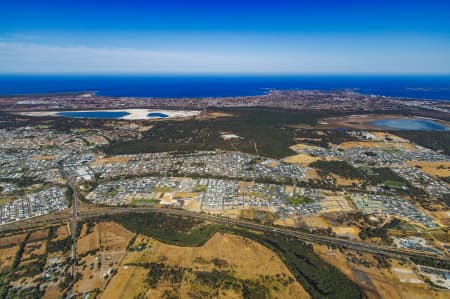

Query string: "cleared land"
[[314, 244, 449, 299], [0, 233, 27, 248], [406, 161, 450, 177], [283, 153, 322, 165], [74, 221, 134, 294], [90, 156, 132, 166], [51, 225, 70, 241], [108, 232, 310, 299], [0, 246, 19, 273], [337, 141, 416, 151]]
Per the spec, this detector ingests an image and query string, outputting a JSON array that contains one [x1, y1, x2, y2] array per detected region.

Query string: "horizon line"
[[1, 72, 450, 77]]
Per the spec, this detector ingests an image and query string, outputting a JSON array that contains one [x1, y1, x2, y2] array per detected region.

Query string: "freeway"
[[0, 209, 71, 233], [1, 205, 448, 264], [75, 206, 449, 263]]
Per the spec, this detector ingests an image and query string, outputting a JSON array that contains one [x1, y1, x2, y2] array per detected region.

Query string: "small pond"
[[147, 112, 169, 118]]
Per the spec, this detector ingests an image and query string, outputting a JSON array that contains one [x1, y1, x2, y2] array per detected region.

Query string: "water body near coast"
[[21, 109, 199, 120], [371, 118, 450, 131], [319, 114, 450, 131], [1, 75, 450, 100]]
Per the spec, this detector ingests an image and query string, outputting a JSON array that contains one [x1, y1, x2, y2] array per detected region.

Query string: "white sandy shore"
[[19, 109, 201, 120]]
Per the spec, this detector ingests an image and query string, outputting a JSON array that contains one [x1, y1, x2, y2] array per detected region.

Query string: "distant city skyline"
[[1, 0, 450, 74]]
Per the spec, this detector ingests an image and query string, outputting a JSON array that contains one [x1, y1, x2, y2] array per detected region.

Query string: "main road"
[[0, 204, 448, 264], [58, 163, 78, 298]]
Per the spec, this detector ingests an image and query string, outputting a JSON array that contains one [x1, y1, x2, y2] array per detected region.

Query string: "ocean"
[[0, 75, 450, 100]]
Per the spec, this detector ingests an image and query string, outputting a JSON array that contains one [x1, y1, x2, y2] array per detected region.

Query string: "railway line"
[[1, 205, 448, 264], [76, 206, 449, 262]]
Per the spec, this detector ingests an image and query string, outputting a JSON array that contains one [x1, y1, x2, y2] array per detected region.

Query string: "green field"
[[383, 180, 407, 189], [193, 185, 207, 192], [287, 195, 312, 206], [105, 188, 118, 196], [130, 198, 159, 205], [383, 148, 401, 155], [0, 197, 14, 205], [154, 186, 175, 192]]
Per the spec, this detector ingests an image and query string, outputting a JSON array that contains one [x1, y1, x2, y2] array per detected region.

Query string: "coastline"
[[1, 75, 450, 101]]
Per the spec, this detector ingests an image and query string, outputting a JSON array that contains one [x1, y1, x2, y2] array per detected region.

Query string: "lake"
[[57, 111, 130, 119], [371, 118, 450, 131], [147, 112, 169, 118], [25, 109, 202, 120]]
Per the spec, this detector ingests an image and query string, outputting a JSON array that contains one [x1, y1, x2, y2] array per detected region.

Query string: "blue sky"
[[1, 0, 450, 74]]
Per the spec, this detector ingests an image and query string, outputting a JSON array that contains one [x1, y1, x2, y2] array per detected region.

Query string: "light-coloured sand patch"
[[204, 111, 233, 119], [183, 199, 201, 212], [301, 216, 329, 229], [406, 161, 450, 177], [337, 141, 416, 151], [31, 155, 55, 161], [371, 132, 410, 142], [320, 196, 354, 213], [274, 217, 297, 227], [392, 267, 424, 284], [283, 185, 294, 194], [289, 143, 324, 152], [331, 174, 361, 187], [128, 109, 201, 120], [90, 156, 132, 166], [220, 133, 241, 140], [159, 193, 177, 205], [283, 154, 321, 165], [100, 266, 148, 299]]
